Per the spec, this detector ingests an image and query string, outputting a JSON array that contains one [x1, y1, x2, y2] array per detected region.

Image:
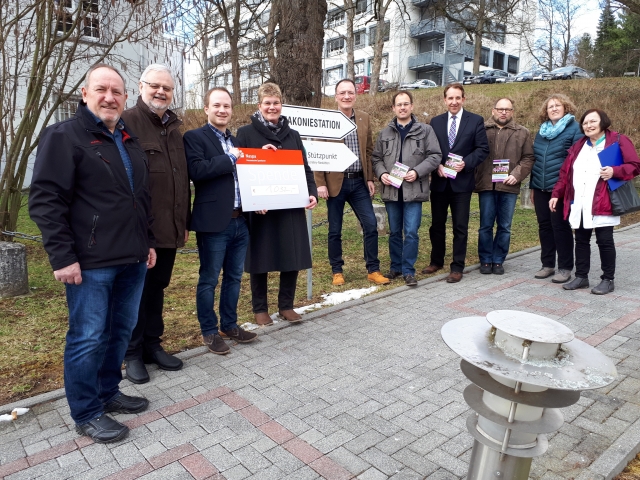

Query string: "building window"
[[354, 29, 366, 50], [83, 16, 99, 38], [55, 0, 100, 39], [480, 47, 490, 67], [260, 10, 270, 27], [486, 21, 506, 44], [327, 9, 345, 28], [249, 63, 262, 79], [241, 89, 248, 103], [214, 32, 227, 47], [493, 51, 505, 70], [326, 37, 345, 56], [325, 65, 344, 86], [367, 54, 388, 74], [214, 51, 230, 66], [355, 0, 368, 14], [214, 74, 225, 87], [56, 94, 82, 122], [354, 60, 365, 76], [507, 55, 518, 74], [368, 21, 390, 46], [249, 87, 259, 103]]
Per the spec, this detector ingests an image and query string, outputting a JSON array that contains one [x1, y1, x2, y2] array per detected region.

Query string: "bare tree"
[[0, 0, 184, 237], [527, 0, 582, 69], [428, 0, 530, 73], [269, 0, 328, 107], [369, 0, 393, 94]]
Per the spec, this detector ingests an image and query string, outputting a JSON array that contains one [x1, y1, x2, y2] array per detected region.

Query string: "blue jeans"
[[64, 262, 147, 425], [385, 200, 423, 275], [196, 217, 249, 336], [478, 191, 518, 264], [327, 177, 380, 274]]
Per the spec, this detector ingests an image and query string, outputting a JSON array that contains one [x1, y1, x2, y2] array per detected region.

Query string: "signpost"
[[281, 105, 356, 140], [279, 105, 358, 301], [302, 140, 358, 172]]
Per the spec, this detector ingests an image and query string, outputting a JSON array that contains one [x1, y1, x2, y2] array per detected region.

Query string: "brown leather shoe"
[[446, 271, 463, 283], [278, 309, 302, 323], [421, 264, 442, 274], [255, 312, 273, 326]]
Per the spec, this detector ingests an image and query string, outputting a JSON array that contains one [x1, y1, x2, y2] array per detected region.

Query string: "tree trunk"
[[272, 0, 327, 107], [345, 0, 355, 79]]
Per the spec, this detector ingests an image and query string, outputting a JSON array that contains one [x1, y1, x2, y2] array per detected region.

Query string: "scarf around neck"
[[539, 114, 575, 140], [254, 110, 284, 135]]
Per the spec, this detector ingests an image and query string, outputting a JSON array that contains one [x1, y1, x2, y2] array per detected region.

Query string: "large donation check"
[[236, 148, 310, 212]]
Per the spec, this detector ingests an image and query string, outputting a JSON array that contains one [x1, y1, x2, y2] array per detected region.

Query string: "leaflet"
[[388, 162, 410, 188], [492, 159, 510, 183], [443, 153, 464, 179]]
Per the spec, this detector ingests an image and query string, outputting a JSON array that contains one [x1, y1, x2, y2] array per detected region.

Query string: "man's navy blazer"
[[184, 124, 237, 233], [430, 109, 490, 193]]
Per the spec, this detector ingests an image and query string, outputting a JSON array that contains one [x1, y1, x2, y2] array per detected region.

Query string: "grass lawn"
[[0, 193, 543, 404]]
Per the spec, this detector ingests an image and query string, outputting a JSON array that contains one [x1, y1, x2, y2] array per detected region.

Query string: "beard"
[[493, 116, 510, 126]]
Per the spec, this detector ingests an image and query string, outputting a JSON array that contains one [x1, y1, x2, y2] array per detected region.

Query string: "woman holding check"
[[236, 83, 317, 325], [550, 109, 640, 295]]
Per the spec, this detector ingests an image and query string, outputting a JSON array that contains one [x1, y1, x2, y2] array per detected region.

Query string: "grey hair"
[[139, 64, 174, 83]]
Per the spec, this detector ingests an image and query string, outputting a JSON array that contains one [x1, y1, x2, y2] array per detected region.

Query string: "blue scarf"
[[539, 114, 575, 140]]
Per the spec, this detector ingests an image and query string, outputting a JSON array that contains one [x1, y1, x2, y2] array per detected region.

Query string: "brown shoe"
[[421, 264, 442, 274], [446, 271, 463, 283], [255, 312, 273, 326], [332, 273, 345, 286], [367, 271, 390, 285], [203, 333, 230, 355], [279, 309, 302, 323], [221, 327, 257, 343]]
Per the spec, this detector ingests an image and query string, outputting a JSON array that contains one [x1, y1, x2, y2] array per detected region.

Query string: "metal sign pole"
[[307, 209, 312, 300]]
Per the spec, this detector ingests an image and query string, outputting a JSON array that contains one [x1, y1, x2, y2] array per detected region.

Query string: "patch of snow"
[[293, 287, 378, 314]]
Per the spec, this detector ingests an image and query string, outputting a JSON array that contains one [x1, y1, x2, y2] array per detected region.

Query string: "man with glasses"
[[120, 64, 191, 383], [314, 78, 389, 286], [371, 91, 441, 286], [474, 97, 534, 275]]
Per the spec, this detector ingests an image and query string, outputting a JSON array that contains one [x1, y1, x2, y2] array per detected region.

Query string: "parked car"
[[399, 79, 438, 89], [495, 73, 516, 83], [463, 74, 476, 85], [514, 68, 548, 82], [470, 69, 510, 84], [354, 75, 372, 94], [542, 66, 594, 80]]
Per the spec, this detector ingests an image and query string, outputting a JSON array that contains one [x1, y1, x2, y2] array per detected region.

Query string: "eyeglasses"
[[494, 108, 513, 113], [141, 81, 174, 92], [336, 91, 356, 98]]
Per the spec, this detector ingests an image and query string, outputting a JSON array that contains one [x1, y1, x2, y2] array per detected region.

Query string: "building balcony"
[[409, 18, 447, 39], [408, 51, 446, 70]]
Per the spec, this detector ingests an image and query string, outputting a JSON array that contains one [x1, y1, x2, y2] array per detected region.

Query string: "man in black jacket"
[[422, 83, 490, 283], [183, 87, 257, 356], [29, 64, 157, 444], [121, 64, 190, 384]]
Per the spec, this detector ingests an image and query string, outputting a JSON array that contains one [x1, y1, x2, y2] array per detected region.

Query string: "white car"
[[400, 79, 438, 89]]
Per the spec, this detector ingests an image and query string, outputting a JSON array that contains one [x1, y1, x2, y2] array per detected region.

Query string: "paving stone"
[[262, 445, 305, 474], [345, 430, 388, 455], [357, 467, 388, 480], [360, 447, 404, 476], [392, 448, 440, 476], [201, 443, 241, 471]]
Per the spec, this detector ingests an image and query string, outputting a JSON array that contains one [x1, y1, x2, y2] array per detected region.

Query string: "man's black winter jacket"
[[29, 101, 155, 271]]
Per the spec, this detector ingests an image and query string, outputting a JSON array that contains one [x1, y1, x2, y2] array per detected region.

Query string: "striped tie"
[[449, 115, 457, 148]]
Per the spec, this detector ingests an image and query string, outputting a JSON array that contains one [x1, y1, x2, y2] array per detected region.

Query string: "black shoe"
[[221, 327, 258, 343], [563, 277, 589, 290], [591, 279, 614, 295], [480, 263, 492, 274], [386, 270, 403, 280], [203, 333, 231, 354], [76, 414, 129, 444], [125, 359, 149, 384], [104, 393, 149, 414], [404, 274, 418, 287], [147, 349, 183, 371], [492, 263, 504, 275]]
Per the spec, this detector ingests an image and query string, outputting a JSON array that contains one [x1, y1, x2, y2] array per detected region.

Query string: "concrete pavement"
[[2, 225, 640, 479]]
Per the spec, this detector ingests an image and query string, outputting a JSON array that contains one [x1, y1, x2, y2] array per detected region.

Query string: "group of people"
[[28, 62, 639, 445]]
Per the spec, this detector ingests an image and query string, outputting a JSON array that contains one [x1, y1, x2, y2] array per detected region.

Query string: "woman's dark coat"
[[236, 115, 318, 274]]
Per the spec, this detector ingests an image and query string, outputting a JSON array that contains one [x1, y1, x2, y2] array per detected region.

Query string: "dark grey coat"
[[236, 115, 318, 274], [371, 117, 442, 202]]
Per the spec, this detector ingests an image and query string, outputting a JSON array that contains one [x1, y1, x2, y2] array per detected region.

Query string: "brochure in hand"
[[492, 159, 510, 183], [388, 162, 410, 188], [443, 153, 464, 179]]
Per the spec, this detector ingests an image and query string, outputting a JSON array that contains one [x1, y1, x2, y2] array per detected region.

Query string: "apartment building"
[[199, 0, 535, 101]]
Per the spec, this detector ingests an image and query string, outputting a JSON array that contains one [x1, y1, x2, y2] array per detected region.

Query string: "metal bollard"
[[520, 182, 533, 209], [441, 310, 617, 480]]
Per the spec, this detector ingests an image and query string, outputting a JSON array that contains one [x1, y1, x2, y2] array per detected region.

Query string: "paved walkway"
[[2, 225, 640, 480]]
